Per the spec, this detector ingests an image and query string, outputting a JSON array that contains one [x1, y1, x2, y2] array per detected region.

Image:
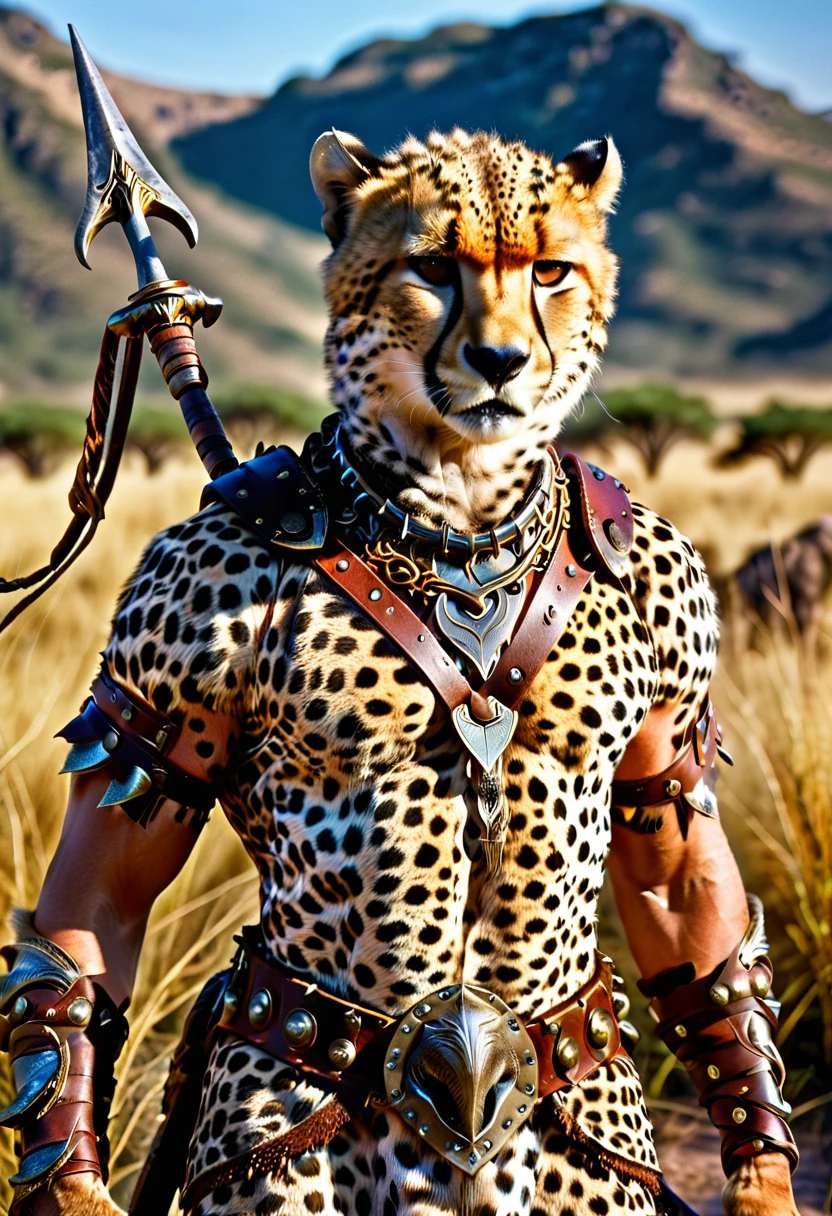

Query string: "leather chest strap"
[[314, 527, 593, 716]]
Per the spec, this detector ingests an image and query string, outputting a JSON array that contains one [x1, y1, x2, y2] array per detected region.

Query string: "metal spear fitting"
[[69, 26, 237, 478]]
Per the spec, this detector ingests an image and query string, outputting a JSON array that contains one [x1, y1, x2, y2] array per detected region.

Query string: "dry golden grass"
[[0, 435, 829, 1211]]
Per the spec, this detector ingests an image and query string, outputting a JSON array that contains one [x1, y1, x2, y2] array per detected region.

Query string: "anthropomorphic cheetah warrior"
[[1, 129, 800, 1216]]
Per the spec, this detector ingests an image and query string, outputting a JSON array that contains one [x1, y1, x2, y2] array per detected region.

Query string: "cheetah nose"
[[463, 344, 529, 391]]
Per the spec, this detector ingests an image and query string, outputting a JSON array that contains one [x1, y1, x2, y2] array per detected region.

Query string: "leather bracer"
[[57, 666, 215, 829], [612, 696, 732, 835], [641, 895, 798, 1177], [0, 927, 129, 1213]]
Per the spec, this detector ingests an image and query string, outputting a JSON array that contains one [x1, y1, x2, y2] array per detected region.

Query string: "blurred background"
[[0, 1, 830, 1211]]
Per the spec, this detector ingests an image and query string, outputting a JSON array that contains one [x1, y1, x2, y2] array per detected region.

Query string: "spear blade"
[[69, 24, 198, 284]]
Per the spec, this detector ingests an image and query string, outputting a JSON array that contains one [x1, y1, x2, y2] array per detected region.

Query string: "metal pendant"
[[470, 759, 511, 876], [452, 698, 518, 773], [434, 579, 526, 679], [384, 983, 538, 1175]]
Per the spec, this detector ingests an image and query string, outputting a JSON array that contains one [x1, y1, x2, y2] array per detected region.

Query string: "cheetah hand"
[[31, 1173, 126, 1216], [722, 1152, 800, 1216]]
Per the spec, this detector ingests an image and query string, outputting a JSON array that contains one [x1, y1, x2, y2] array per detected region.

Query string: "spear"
[[0, 27, 238, 630]]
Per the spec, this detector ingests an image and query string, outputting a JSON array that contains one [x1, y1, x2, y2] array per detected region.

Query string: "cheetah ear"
[[559, 136, 623, 213], [310, 129, 383, 246]]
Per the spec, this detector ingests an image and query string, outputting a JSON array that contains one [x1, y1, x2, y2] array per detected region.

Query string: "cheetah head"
[[311, 128, 622, 457]]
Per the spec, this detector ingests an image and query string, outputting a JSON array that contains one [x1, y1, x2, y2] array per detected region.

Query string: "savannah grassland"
[[0, 428, 830, 1213]]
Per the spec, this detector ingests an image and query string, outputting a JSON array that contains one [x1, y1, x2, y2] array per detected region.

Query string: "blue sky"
[[25, 0, 832, 113]]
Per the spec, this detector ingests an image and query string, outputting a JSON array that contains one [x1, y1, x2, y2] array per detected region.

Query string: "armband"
[[611, 696, 733, 834], [57, 667, 215, 829], [0, 920, 128, 1213], [639, 894, 798, 1177]]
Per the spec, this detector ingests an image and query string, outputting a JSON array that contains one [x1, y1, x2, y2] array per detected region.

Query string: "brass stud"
[[46, 1008, 56, 1019], [707, 1064, 720, 1080], [282, 1007, 316, 1048], [335, 559, 349, 572], [587, 1007, 616, 1049], [413, 1003, 431, 1019], [328, 1038, 356, 1069], [556, 1035, 580, 1070], [665, 778, 682, 798], [612, 991, 631, 1019], [248, 989, 273, 1029], [67, 997, 93, 1027], [508, 667, 524, 684], [732, 1107, 747, 1124], [121, 708, 134, 722], [674, 1023, 687, 1037], [710, 983, 731, 1006], [752, 1138, 765, 1151], [155, 729, 167, 749], [751, 971, 770, 997]]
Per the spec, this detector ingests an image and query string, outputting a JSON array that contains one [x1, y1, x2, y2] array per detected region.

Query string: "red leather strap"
[[314, 547, 473, 713], [315, 527, 593, 718]]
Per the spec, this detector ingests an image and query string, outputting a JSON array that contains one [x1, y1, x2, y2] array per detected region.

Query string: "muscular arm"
[[35, 709, 234, 1009]]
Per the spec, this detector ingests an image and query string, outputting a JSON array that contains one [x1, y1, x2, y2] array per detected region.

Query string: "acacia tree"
[[0, 406, 86, 477], [564, 383, 718, 476], [718, 403, 832, 479], [127, 407, 190, 475]]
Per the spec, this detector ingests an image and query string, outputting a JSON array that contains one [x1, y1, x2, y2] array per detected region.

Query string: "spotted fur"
[[311, 128, 622, 531], [96, 129, 720, 1214]]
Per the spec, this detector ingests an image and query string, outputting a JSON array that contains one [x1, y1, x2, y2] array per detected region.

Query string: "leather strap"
[[612, 697, 722, 810], [314, 525, 593, 719]]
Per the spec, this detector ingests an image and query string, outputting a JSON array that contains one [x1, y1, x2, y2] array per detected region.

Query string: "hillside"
[[0, 3, 831, 404], [174, 3, 832, 377], [0, 8, 327, 403]]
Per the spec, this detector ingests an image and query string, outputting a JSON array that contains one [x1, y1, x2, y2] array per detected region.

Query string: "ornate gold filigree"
[[365, 470, 567, 608]]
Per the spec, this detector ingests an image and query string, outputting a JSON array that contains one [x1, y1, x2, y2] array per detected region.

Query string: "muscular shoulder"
[[103, 504, 293, 718], [626, 500, 719, 724]]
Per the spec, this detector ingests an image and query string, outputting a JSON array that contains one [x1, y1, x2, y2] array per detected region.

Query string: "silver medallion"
[[434, 579, 526, 679], [451, 698, 518, 773]]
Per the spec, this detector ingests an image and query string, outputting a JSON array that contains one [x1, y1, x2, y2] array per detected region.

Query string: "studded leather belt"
[[214, 938, 634, 1177]]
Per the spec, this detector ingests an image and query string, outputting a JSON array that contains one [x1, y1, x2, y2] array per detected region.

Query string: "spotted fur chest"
[[221, 558, 657, 1020]]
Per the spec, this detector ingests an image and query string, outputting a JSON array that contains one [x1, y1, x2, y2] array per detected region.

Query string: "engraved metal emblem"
[[434, 579, 526, 679], [451, 699, 518, 773], [384, 984, 538, 1175]]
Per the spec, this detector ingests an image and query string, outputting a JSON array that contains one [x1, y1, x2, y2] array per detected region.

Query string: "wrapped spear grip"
[[108, 281, 238, 480]]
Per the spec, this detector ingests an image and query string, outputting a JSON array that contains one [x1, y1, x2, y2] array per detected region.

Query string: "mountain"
[[0, 3, 831, 407], [0, 8, 327, 403], [173, 3, 832, 378]]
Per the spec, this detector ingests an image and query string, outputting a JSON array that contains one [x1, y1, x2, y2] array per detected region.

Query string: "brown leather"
[[487, 531, 593, 709], [91, 668, 179, 755], [560, 453, 634, 577], [8, 977, 105, 1191], [219, 945, 626, 1107], [218, 952, 394, 1086], [315, 526, 593, 719], [612, 697, 722, 813], [650, 950, 798, 1176], [315, 546, 473, 712], [527, 960, 625, 1096]]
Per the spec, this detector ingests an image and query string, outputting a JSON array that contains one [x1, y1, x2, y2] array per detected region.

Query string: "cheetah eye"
[[409, 256, 456, 287], [533, 260, 573, 288]]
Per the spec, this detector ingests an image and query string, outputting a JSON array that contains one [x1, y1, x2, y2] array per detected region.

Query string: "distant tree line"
[[0, 388, 328, 477], [563, 384, 832, 480], [0, 385, 831, 480]]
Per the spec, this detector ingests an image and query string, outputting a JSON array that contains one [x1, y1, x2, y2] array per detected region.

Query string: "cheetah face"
[[311, 128, 622, 447]]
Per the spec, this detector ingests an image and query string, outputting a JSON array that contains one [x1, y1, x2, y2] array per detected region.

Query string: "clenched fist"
[[31, 1173, 126, 1216], [723, 1152, 800, 1216]]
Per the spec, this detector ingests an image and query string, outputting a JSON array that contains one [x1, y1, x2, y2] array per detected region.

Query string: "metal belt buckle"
[[383, 983, 539, 1175]]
